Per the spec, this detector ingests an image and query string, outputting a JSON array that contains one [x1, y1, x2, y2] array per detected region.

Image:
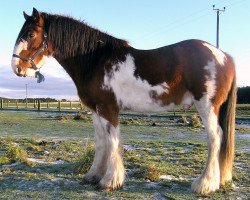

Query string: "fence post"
[[7, 100, 9, 108], [0, 99, 3, 109], [38, 100, 41, 111], [70, 101, 72, 110], [16, 100, 19, 109], [58, 101, 61, 112]]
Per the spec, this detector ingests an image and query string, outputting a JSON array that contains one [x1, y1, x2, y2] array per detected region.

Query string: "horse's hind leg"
[[191, 98, 222, 195]]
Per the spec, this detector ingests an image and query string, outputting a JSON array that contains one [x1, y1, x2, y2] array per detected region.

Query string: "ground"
[[0, 109, 249, 199]]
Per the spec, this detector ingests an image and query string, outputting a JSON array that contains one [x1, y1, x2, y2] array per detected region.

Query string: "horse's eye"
[[28, 32, 35, 38]]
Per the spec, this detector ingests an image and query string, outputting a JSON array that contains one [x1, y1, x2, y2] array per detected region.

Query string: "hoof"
[[98, 181, 123, 191], [81, 175, 101, 185], [191, 176, 220, 195]]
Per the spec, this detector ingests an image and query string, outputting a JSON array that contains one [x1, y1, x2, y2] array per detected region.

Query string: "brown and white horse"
[[11, 8, 236, 195]]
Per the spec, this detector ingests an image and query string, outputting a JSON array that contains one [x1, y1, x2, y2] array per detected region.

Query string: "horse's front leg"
[[82, 113, 109, 184], [98, 119, 125, 190], [82, 112, 125, 190]]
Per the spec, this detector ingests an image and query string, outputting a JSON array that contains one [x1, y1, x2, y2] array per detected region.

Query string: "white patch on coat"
[[203, 43, 226, 65], [103, 54, 176, 113], [11, 40, 28, 74], [204, 60, 217, 99]]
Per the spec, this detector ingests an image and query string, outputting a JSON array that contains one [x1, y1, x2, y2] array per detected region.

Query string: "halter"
[[13, 32, 48, 70]]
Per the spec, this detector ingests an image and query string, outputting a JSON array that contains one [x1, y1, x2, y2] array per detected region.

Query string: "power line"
[[132, 0, 247, 47], [133, 5, 211, 43]]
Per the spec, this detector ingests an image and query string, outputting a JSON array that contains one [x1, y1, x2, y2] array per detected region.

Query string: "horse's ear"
[[23, 11, 30, 20], [32, 7, 40, 22]]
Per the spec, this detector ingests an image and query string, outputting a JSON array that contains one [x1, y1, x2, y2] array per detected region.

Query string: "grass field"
[[0, 106, 249, 199]]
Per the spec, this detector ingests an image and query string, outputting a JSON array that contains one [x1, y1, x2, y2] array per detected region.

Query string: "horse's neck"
[[50, 36, 98, 83], [46, 14, 128, 84]]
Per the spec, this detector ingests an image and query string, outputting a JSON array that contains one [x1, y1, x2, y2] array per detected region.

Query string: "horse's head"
[[11, 8, 50, 78]]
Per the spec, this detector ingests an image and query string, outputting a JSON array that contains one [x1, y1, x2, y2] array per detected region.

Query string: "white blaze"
[[11, 40, 28, 74]]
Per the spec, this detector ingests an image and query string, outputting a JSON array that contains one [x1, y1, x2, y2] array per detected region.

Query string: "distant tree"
[[237, 87, 250, 104]]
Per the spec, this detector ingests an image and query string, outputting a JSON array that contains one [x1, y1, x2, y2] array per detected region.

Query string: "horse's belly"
[[116, 89, 177, 113]]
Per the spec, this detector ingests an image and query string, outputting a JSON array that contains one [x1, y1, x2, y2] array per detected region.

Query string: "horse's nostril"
[[17, 66, 22, 73]]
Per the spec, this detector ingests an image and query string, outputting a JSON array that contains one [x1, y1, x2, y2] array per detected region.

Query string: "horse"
[[11, 8, 236, 195]]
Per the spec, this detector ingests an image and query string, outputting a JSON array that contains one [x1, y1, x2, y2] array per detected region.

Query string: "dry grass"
[[190, 114, 202, 128], [73, 143, 95, 174], [6, 144, 28, 163]]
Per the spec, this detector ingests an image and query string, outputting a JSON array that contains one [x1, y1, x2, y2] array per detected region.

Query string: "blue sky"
[[0, 0, 249, 100]]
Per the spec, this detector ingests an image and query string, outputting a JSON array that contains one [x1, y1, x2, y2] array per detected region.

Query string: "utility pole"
[[25, 83, 28, 107], [213, 5, 226, 48]]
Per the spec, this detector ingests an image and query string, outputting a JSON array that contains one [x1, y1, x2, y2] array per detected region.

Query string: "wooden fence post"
[[38, 100, 41, 111], [0, 99, 3, 109], [16, 100, 19, 109], [58, 101, 61, 111]]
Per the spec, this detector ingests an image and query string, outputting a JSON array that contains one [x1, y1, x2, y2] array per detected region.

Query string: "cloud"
[[0, 63, 78, 100]]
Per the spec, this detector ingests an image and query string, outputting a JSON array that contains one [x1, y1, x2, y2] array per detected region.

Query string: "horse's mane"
[[42, 12, 129, 80], [42, 13, 128, 59]]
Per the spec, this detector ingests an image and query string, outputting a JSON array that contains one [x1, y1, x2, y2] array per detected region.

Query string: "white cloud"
[[0, 63, 78, 100]]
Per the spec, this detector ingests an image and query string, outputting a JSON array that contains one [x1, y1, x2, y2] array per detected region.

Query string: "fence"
[[0, 99, 87, 112], [0, 99, 197, 117]]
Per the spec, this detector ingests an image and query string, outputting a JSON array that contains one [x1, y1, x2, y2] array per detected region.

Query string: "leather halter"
[[13, 32, 48, 70]]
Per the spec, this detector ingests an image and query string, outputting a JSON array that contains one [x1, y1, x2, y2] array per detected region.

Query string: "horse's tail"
[[219, 75, 237, 185]]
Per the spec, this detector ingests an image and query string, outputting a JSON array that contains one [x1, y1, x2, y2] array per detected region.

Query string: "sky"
[[0, 0, 249, 100]]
